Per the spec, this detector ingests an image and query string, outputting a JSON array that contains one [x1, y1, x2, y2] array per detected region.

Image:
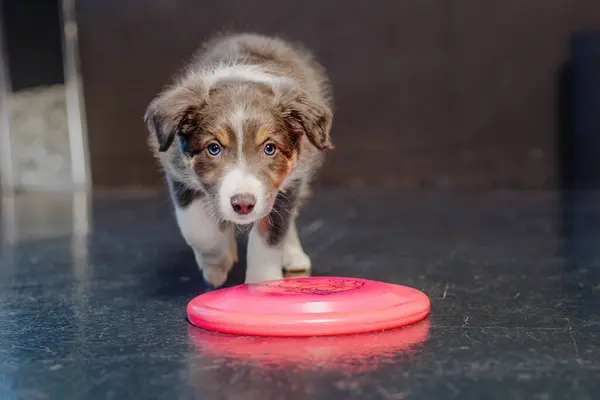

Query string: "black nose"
[[230, 193, 256, 215]]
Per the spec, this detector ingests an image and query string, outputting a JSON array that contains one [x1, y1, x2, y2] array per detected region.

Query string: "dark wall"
[[76, 0, 600, 189], [1, 0, 64, 91]]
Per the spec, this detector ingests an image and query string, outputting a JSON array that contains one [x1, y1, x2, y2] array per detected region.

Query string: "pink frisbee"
[[187, 276, 430, 337]]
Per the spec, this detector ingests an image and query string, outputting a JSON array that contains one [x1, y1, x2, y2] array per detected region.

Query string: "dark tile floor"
[[1, 189, 600, 399]]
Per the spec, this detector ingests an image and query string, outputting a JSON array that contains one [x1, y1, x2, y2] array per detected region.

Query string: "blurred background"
[[1, 0, 599, 193]]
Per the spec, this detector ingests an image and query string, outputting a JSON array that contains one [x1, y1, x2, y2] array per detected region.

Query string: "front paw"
[[202, 267, 230, 288], [245, 266, 283, 283], [283, 245, 312, 273], [197, 253, 234, 288], [245, 223, 284, 283]]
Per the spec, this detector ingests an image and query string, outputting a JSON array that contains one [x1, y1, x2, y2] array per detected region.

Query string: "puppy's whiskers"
[[270, 207, 286, 224], [235, 223, 252, 234], [278, 192, 295, 215]]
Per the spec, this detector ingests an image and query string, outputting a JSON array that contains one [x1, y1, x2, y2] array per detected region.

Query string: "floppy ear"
[[278, 88, 333, 151], [144, 85, 205, 152]]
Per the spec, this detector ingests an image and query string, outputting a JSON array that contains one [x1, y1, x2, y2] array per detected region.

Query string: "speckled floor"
[[1, 189, 599, 399]]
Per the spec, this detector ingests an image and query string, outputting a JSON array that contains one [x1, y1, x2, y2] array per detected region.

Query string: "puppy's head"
[[145, 80, 332, 224]]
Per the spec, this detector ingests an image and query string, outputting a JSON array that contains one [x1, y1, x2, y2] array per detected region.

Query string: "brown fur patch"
[[288, 152, 298, 169], [257, 217, 270, 235], [254, 128, 269, 146], [214, 130, 230, 147]]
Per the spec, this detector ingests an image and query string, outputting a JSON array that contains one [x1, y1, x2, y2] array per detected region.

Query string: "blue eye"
[[264, 143, 277, 156], [207, 143, 222, 156]]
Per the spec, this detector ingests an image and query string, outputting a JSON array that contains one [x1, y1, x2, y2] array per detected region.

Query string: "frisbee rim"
[[186, 277, 431, 337]]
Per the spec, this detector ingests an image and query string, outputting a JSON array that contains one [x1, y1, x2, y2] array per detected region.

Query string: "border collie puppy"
[[144, 33, 333, 287]]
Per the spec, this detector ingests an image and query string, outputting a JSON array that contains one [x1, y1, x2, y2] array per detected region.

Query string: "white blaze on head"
[[217, 107, 266, 224], [230, 106, 246, 157]]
